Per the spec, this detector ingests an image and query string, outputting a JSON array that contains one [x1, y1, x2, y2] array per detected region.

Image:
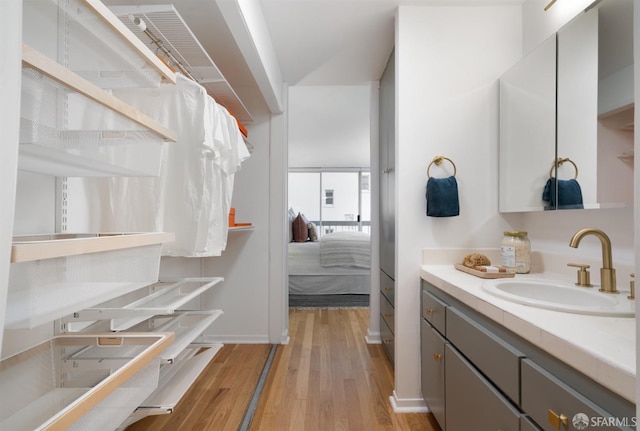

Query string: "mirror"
[[499, 0, 633, 212]]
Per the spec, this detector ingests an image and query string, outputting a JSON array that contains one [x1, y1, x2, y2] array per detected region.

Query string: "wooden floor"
[[127, 308, 440, 431]]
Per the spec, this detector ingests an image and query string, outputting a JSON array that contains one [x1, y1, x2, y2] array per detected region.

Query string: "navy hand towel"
[[426, 176, 460, 217], [542, 177, 584, 210]]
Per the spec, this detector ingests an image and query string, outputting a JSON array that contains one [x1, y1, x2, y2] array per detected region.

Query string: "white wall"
[[288, 85, 371, 168], [394, 4, 522, 409]]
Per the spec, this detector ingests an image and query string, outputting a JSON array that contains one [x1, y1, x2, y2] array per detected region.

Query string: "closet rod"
[[130, 15, 249, 138]]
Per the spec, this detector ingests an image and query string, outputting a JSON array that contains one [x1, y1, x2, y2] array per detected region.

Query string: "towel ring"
[[548, 157, 578, 179], [427, 156, 457, 178]]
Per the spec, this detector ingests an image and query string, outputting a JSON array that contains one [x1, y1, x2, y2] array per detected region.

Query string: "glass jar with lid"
[[500, 231, 531, 274]]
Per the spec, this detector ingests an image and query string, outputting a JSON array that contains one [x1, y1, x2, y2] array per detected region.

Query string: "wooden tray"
[[454, 263, 516, 279]]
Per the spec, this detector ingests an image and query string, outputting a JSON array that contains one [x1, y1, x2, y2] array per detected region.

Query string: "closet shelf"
[[109, 4, 252, 125], [130, 346, 222, 417], [21, 46, 177, 177], [125, 311, 223, 364], [62, 278, 223, 331], [8, 233, 172, 329], [23, 0, 175, 89], [0, 332, 173, 431]]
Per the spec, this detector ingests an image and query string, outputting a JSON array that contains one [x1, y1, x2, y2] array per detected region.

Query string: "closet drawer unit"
[[380, 291, 394, 334], [445, 306, 523, 404], [445, 344, 521, 431], [421, 289, 447, 335], [8, 232, 173, 330], [380, 316, 394, 365], [380, 269, 394, 306], [521, 359, 632, 431]]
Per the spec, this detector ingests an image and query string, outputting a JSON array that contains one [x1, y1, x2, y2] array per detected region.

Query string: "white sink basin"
[[481, 279, 635, 317]]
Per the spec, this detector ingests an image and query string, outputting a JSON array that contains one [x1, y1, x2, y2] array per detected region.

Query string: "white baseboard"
[[389, 391, 429, 413], [365, 329, 381, 344]]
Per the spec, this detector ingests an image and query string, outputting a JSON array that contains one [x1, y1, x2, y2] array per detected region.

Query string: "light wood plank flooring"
[[127, 308, 440, 431]]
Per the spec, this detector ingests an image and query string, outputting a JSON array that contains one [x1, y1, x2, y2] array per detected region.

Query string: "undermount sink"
[[481, 279, 635, 317]]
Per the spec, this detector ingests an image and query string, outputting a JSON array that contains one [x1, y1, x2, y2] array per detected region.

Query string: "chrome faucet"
[[569, 228, 618, 294]]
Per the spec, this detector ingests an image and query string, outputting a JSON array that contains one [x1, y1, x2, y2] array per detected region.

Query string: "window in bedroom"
[[289, 169, 370, 237], [323, 189, 334, 207]]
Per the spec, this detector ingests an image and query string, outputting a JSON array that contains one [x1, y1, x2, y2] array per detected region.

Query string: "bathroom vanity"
[[420, 257, 635, 431]]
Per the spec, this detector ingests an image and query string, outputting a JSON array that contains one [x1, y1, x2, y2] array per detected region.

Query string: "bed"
[[288, 231, 371, 301]]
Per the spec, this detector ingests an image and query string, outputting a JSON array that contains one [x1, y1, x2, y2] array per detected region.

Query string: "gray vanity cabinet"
[[420, 319, 447, 429], [420, 280, 635, 431], [445, 344, 522, 431]]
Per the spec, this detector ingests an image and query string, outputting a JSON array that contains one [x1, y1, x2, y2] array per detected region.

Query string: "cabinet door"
[[378, 50, 395, 280], [421, 319, 446, 430], [445, 345, 521, 431]]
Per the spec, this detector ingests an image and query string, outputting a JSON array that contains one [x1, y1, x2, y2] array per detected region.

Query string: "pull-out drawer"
[[380, 316, 394, 365], [421, 289, 447, 335], [446, 306, 524, 404], [445, 344, 522, 431], [380, 291, 394, 334], [380, 270, 394, 306], [521, 359, 634, 431]]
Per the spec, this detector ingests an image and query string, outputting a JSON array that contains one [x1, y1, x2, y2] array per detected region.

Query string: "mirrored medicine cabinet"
[[499, 0, 634, 213]]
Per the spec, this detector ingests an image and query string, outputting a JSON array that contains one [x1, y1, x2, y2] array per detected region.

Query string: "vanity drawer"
[[445, 344, 522, 431], [445, 306, 524, 404], [380, 316, 394, 365], [421, 289, 447, 334], [522, 359, 632, 431], [380, 291, 394, 334], [380, 269, 394, 306]]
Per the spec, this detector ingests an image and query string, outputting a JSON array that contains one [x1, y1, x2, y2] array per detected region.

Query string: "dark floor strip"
[[289, 294, 369, 308], [238, 344, 278, 431]]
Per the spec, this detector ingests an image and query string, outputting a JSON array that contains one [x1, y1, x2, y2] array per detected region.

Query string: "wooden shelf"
[[11, 232, 174, 263]]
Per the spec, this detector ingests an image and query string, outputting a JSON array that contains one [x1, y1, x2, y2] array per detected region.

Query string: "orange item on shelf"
[[228, 208, 236, 227]]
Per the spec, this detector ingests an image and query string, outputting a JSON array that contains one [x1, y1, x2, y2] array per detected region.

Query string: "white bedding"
[[288, 241, 369, 276], [319, 231, 370, 268], [288, 232, 371, 295]]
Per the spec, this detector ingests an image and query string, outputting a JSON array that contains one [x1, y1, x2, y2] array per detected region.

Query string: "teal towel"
[[426, 176, 460, 217], [542, 177, 583, 210]]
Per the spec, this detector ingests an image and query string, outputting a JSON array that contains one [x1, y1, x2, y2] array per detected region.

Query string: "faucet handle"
[[628, 273, 635, 300], [567, 263, 593, 287]]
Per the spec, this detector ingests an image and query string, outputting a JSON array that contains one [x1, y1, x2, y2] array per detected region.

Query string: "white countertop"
[[421, 263, 636, 403]]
